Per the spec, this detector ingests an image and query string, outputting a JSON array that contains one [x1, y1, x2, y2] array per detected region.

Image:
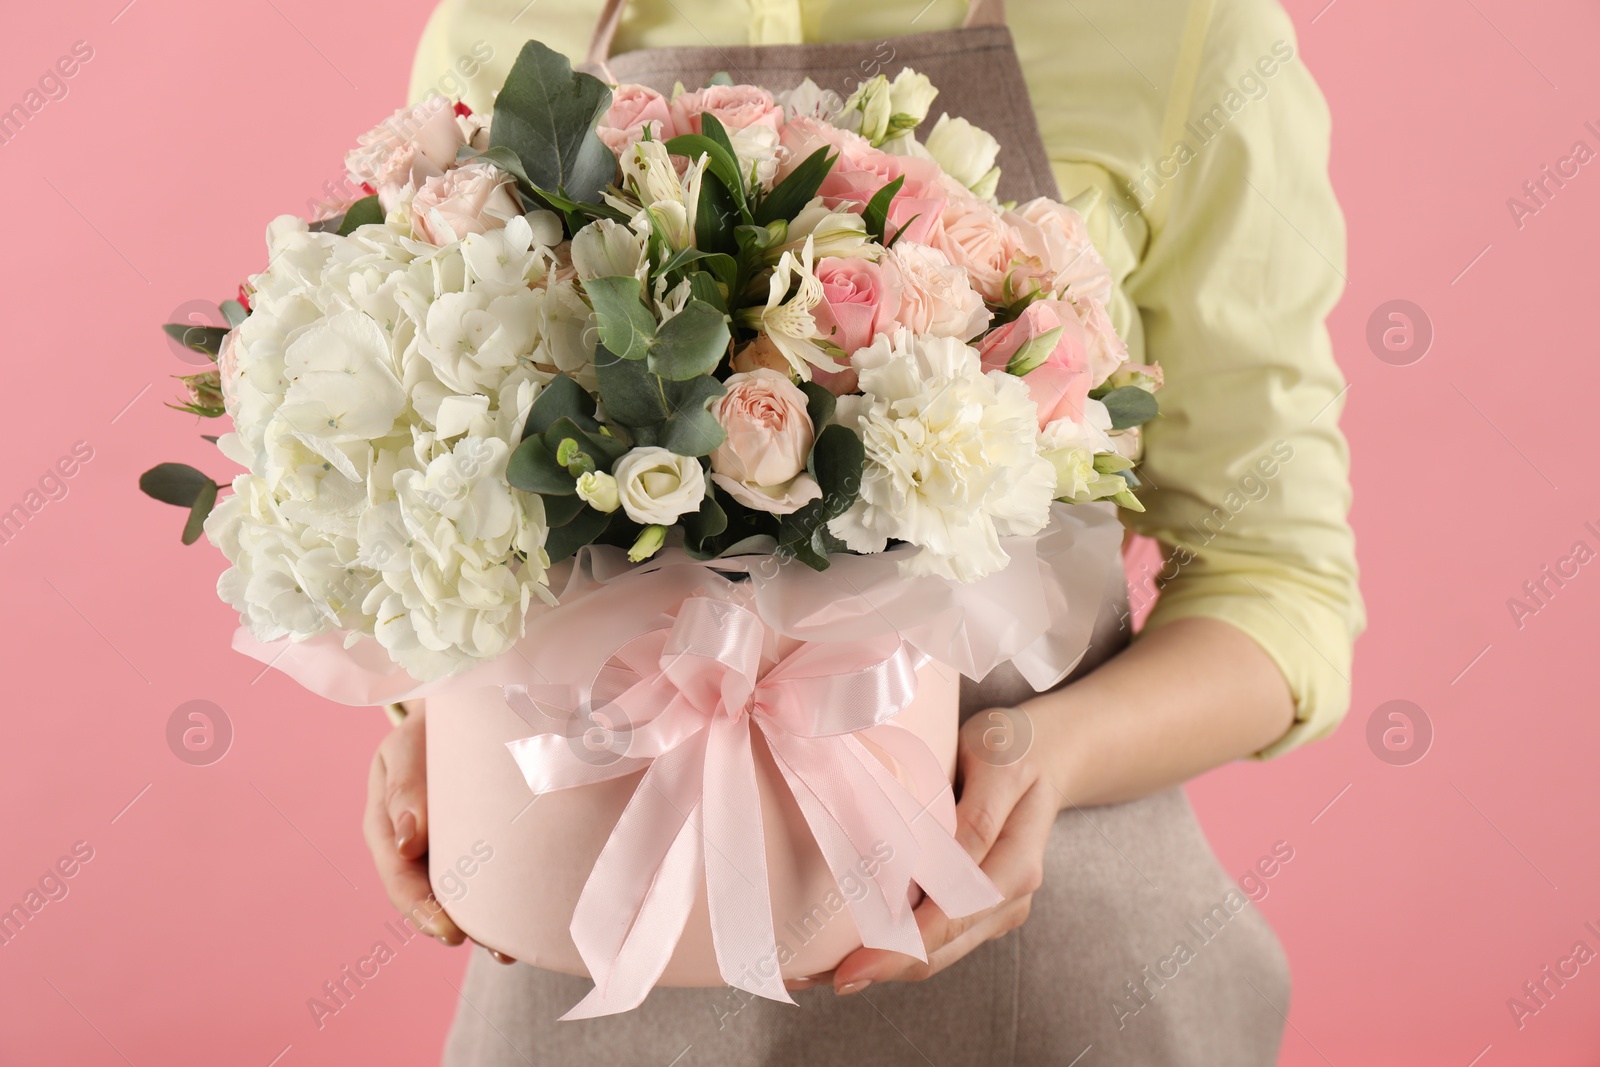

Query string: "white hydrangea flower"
[[828, 331, 1055, 581]]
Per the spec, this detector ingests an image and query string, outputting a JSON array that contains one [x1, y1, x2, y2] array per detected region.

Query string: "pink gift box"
[[425, 653, 960, 986]]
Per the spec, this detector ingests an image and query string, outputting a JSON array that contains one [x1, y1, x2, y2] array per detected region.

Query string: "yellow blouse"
[[409, 0, 1363, 758]]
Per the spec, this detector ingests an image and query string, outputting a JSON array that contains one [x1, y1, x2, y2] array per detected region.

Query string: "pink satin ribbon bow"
[[505, 595, 1003, 1019]]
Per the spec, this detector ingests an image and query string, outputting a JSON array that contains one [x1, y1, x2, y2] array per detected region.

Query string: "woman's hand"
[[829, 706, 1065, 995], [362, 702, 515, 961]]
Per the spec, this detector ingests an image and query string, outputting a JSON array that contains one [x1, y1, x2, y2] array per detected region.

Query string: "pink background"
[[2, 0, 1597, 1064]]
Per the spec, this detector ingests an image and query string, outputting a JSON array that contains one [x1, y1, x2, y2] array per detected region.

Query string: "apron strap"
[[963, 0, 1008, 28], [584, 0, 629, 77], [586, 0, 1006, 74]]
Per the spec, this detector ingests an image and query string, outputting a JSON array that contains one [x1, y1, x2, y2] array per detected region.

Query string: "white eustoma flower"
[[612, 446, 708, 525], [887, 70, 938, 128], [570, 218, 648, 282], [923, 114, 1001, 200], [828, 331, 1055, 581], [1038, 398, 1126, 503]]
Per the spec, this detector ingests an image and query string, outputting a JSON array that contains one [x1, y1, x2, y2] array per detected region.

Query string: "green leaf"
[[542, 492, 587, 527], [594, 345, 662, 427], [800, 380, 836, 432], [656, 376, 728, 457], [1100, 386, 1160, 430], [162, 323, 229, 360], [649, 299, 730, 381], [777, 424, 865, 559], [139, 463, 215, 507], [682, 491, 728, 555], [861, 175, 905, 244], [584, 276, 657, 361], [664, 129, 746, 215], [1005, 325, 1064, 377], [507, 436, 577, 495], [755, 147, 836, 226], [219, 299, 249, 328], [489, 40, 616, 204], [686, 268, 729, 314], [543, 416, 628, 467], [694, 174, 739, 255], [544, 505, 613, 564], [336, 194, 384, 236], [523, 373, 598, 439], [181, 480, 218, 545]]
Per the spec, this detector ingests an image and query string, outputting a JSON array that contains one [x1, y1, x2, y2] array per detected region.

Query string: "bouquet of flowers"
[[142, 41, 1158, 683]]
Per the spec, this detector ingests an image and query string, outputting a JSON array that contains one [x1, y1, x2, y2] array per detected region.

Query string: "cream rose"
[[708, 370, 823, 515], [612, 446, 707, 524], [411, 160, 521, 245]]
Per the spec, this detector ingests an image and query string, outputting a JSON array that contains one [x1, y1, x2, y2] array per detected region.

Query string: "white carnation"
[[828, 331, 1055, 581]]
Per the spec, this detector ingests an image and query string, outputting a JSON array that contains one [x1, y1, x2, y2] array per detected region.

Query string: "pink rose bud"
[[598, 83, 675, 157], [708, 369, 824, 515], [976, 300, 1094, 429], [812, 256, 903, 356]]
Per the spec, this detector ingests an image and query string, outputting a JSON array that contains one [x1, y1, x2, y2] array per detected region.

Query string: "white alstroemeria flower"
[[778, 199, 873, 260], [828, 331, 1055, 581], [748, 238, 844, 379], [616, 139, 705, 250], [777, 78, 844, 123]]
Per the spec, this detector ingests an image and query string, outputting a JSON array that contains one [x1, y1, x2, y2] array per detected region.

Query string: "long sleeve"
[[1116, 0, 1363, 757]]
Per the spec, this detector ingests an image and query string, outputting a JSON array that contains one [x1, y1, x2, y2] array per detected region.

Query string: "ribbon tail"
[[846, 731, 1004, 919], [764, 732, 927, 961], [561, 734, 708, 1019], [702, 714, 793, 1005]]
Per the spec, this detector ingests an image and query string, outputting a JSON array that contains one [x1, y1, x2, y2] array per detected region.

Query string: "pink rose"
[[936, 197, 1022, 304], [1003, 197, 1114, 307], [598, 83, 675, 157], [345, 95, 466, 207], [976, 300, 1094, 429], [1076, 296, 1130, 387], [776, 119, 948, 245], [410, 160, 522, 245], [708, 369, 823, 515], [670, 84, 784, 136], [812, 256, 903, 356]]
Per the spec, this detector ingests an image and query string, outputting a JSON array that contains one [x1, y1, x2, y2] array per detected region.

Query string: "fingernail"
[[488, 949, 515, 965], [436, 934, 454, 946], [395, 811, 417, 853], [836, 979, 872, 996]]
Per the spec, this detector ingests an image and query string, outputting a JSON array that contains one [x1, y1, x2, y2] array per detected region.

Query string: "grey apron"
[[442, 2, 1290, 1063]]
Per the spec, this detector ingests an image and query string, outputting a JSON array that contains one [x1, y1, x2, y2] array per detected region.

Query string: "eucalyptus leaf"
[[489, 40, 615, 204], [544, 505, 613, 564], [648, 299, 730, 381], [507, 436, 577, 495], [181, 480, 219, 545], [140, 462, 215, 507], [162, 324, 229, 360], [219, 299, 249, 328], [336, 194, 384, 236], [656, 376, 728, 457], [542, 492, 587, 527], [1100, 386, 1160, 430], [800, 380, 836, 432], [584, 275, 657, 361], [523, 373, 598, 439]]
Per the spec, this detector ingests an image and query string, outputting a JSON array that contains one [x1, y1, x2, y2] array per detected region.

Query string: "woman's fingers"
[[362, 722, 466, 945], [380, 712, 429, 861]]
